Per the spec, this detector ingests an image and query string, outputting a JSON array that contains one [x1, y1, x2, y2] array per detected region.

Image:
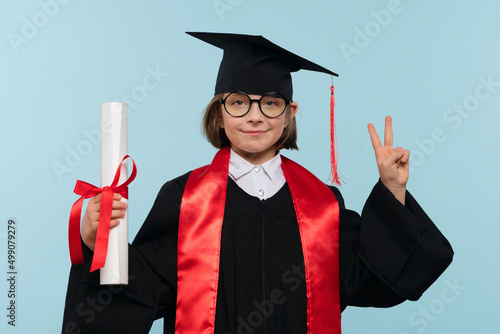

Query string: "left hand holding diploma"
[[368, 116, 410, 205], [81, 193, 128, 252]]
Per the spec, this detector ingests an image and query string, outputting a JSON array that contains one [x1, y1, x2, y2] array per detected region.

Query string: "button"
[[258, 189, 264, 197], [254, 166, 261, 173]]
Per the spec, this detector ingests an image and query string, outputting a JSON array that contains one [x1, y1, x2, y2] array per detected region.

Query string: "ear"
[[285, 102, 298, 124], [215, 104, 224, 128]]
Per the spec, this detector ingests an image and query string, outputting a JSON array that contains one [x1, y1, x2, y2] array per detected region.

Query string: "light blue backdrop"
[[1, 0, 498, 333]]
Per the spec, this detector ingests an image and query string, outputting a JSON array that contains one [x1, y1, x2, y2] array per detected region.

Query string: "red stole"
[[176, 147, 341, 333]]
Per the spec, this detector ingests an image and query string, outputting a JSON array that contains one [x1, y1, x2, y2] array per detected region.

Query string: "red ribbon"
[[68, 155, 137, 272]]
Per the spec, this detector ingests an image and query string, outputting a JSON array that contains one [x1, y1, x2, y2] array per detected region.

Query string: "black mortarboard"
[[186, 32, 338, 101]]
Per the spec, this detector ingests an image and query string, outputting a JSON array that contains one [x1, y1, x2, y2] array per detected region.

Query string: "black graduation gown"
[[62, 172, 453, 334]]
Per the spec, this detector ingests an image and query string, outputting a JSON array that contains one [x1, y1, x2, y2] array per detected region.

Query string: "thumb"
[[383, 147, 404, 169]]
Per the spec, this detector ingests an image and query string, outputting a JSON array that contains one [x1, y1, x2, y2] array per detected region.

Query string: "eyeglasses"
[[219, 92, 290, 118]]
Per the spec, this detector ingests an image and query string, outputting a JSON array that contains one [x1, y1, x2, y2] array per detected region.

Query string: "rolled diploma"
[[100, 102, 128, 285]]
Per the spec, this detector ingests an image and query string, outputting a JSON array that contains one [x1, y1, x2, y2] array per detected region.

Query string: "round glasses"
[[219, 92, 290, 118]]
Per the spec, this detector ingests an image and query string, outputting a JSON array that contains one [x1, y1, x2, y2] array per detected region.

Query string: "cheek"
[[221, 118, 239, 138], [271, 118, 286, 131], [221, 109, 235, 127]]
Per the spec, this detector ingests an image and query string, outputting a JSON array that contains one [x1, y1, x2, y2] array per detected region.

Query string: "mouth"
[[243, 130, 268, 137]]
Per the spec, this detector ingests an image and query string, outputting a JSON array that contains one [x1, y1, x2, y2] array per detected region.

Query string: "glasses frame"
[[219, 91, 291, 118]]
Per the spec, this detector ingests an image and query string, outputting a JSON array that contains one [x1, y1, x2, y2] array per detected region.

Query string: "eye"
[[226, 93, 250, 107], [231, 99, 247, 106], [263, 99, 278, 106], [261, 96, 284, 108]]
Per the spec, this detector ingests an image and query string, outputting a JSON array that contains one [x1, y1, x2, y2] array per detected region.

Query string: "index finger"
[[89, 193, 102, 204], [384, 115, 393, 148], [367, 123, 383, 150]]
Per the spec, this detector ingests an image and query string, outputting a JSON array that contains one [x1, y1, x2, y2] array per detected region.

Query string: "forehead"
[[223, 92, 263, 99], [223, 92, 284, 99]]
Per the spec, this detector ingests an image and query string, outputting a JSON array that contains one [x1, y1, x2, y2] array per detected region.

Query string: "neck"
[[230, 146, 278, 165]]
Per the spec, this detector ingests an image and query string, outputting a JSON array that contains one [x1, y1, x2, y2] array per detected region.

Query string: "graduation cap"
[[187, 31, 341, 185], [186, 31, 338, 101]]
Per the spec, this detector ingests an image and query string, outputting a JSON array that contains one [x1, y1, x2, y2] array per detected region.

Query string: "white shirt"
[[228, 149, 286, 200]]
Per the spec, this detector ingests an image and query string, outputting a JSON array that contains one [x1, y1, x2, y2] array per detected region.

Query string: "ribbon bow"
[[68, 155, 137, 272]]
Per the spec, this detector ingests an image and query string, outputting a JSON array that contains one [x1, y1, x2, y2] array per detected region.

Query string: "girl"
[[63, 32, 453, 334]]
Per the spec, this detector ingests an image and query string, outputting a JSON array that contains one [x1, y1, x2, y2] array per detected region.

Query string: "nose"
[[246, 100, 264, 123]]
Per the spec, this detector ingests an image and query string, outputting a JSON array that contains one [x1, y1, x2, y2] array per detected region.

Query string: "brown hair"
[[202, 94, 298, 150]]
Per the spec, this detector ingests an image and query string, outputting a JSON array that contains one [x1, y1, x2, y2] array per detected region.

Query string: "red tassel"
[[330, 85, 341, 186]]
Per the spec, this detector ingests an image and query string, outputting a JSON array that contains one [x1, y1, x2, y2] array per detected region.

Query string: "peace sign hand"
[[367, 116, 410, 205]]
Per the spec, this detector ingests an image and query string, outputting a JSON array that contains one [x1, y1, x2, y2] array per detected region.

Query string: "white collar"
[[229, 148, 283, 185]]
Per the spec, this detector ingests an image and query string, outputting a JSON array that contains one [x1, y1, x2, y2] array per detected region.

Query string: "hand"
[[81, 193, 128, 251], [367, 116, 410, 204]]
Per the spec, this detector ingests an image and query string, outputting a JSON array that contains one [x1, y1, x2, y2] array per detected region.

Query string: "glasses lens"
[[260, 94, 286, 117], [224, 93, 250, 116]]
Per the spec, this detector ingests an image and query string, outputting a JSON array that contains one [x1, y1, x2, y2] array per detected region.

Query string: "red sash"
[[176, 147, 341, 333]]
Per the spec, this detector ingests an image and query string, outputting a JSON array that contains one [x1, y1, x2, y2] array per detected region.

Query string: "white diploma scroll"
[[100, 102, 129, 285]]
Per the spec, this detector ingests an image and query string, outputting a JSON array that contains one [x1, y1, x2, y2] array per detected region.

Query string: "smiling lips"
[[243, 130, 268, 137]]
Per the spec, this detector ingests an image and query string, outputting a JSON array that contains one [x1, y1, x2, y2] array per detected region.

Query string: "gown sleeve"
[[336, 180, 454, 311], [61, 173, 190, 334]]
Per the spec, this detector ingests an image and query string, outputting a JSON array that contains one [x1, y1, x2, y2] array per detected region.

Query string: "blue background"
[[1, 0, 499, 333]]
